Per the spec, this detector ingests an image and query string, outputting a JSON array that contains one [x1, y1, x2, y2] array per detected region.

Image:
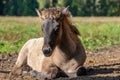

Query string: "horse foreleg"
[[40, 64, 59, 79]]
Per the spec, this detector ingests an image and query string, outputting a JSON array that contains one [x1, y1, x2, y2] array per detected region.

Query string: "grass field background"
[[0, 17, 120, 53]]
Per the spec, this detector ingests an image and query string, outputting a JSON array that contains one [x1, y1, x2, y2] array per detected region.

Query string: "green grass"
[[75, 22, 120, 50], [0, 17, 120, 53], [0, 26, 41, 53]]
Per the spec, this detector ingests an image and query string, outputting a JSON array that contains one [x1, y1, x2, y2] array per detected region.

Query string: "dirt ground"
[[0, 45, 120, 80]]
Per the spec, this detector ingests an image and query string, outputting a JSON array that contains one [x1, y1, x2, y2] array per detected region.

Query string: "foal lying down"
[[9, 7, 87, 79]]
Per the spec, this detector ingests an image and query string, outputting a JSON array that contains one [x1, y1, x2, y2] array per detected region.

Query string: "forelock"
[[41, 7, 71, 20]]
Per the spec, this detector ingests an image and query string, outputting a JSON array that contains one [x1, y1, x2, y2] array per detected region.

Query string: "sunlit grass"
[[75, 22, 120, 50], [0, 17, 120, 53]]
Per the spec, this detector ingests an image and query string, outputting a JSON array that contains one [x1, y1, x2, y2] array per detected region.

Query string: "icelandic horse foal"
[[9, 7, 86, 79]]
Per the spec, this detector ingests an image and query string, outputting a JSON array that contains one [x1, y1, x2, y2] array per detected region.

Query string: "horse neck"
[[58, 18, 79, 57]]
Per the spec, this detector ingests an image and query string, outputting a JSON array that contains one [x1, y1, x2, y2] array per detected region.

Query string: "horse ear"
[[62, 6, 69, 15], [35, 8, 43, 19]]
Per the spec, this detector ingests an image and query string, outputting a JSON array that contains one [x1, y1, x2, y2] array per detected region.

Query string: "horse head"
[[36, 7, 70, 57]]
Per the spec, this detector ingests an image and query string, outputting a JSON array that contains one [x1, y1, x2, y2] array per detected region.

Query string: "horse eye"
[[53, 20, 59, 31], [54, 25, 60, 31]]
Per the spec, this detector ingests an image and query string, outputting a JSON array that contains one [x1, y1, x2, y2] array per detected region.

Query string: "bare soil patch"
[[0, 45, 120, 80]]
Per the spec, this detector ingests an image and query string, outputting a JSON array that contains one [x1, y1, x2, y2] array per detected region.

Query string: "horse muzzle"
[[42, 46, 52, 57]]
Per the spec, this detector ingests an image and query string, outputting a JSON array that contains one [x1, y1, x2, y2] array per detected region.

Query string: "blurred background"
[[0, 0, 120, 16], [0, 0, 120, 53]]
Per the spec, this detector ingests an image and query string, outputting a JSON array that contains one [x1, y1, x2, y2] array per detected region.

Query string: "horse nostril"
[[42, 47, 52, 57]]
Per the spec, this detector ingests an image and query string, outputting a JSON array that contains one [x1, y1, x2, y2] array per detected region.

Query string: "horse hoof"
[[77, 67, 87, 76], [87, 67, 94, 73]]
